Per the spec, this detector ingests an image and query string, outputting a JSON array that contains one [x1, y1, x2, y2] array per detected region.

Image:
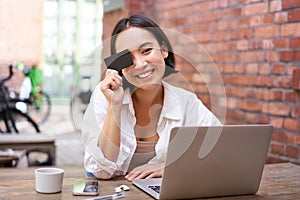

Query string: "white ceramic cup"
[[35, 167, 64, 194]]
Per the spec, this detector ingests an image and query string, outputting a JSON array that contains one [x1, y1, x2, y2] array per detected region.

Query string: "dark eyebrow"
[[138, 42, 153, 49]]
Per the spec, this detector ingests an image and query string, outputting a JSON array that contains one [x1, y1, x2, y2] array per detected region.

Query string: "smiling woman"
[[117, 28, 167, 89], [81, 15, 221, 181]]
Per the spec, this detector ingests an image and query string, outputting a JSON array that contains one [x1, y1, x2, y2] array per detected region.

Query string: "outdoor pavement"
[[38, 103, 85, 167]]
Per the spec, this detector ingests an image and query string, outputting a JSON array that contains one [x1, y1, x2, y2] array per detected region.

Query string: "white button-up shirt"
[[82, 81, 221, 179]]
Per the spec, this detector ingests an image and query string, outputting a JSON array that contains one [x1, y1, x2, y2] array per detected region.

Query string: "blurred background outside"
[[0, 0, 299, 166]]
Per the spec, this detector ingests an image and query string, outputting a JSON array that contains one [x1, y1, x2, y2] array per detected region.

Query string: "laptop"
[[133, 125, 273, 199]]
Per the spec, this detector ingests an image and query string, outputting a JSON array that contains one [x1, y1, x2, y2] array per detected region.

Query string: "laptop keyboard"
[[148, 185, 161, 194]]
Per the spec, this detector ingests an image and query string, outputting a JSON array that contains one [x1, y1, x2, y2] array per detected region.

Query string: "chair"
[[25, 148, 53, 166]]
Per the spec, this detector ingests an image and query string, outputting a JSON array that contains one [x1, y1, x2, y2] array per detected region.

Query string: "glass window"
[[43, 0, 103, 99]]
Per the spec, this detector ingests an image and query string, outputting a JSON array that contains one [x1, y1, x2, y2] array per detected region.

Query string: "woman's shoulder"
[[162, 81, 197, 99]]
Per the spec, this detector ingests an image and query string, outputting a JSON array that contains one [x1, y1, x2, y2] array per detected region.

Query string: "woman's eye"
[[142, 48, 152, 55]]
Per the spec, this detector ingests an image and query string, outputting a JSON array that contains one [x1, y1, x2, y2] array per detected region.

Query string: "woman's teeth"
[[137, 70, 153, 78]]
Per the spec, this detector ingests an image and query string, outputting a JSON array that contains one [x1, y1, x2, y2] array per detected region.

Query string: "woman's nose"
[[132, 54, 147, 69]]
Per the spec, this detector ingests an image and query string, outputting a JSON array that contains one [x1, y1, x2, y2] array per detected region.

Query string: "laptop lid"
[[133, 124, 273, 199]]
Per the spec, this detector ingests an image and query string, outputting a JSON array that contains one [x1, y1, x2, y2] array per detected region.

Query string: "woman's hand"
[[100, 69, 124, 104], [125, 163, 164, 182]]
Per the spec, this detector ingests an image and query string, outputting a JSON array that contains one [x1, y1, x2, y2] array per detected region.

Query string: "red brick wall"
[[0, 0, 43, 89], [126, 0, 155, 17], [103, 9, 128, 40], [102, 0, 155, 40], [104, 0, 300, 164]]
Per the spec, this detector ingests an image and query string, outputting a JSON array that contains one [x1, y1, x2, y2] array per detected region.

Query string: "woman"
[[82, 15, 221, 181]]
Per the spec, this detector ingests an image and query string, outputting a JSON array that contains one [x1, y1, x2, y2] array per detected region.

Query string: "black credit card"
[[104, 49, 133, 71]]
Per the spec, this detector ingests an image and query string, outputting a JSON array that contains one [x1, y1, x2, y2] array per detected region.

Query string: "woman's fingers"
[[125, 165, 145, 181], [103, 69, 122, 90], [100, 69, 124, 104], [125, 164, 164, 182], [145, 170, 162, 179], [130, 171, 151, 181], [125, 170, 149, 181]]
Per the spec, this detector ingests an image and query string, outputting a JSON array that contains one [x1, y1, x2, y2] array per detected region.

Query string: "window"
[[43, 0, 103, 99]]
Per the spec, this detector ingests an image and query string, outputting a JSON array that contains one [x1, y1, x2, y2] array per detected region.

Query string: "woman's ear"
[[161, 42, 169, 59]]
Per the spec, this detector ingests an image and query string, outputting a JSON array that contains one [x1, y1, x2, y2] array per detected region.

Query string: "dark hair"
[[110, 15, 176, 71]]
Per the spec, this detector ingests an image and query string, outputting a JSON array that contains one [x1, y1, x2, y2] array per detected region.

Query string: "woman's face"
[[115, 27, 168, 90]]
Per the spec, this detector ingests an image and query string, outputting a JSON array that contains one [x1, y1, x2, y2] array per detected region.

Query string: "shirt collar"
[[161, 81, 182, 120], [122, 81, 182, 121]]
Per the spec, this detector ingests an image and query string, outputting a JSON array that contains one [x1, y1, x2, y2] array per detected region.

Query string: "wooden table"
[[0, 163, 300, 199]]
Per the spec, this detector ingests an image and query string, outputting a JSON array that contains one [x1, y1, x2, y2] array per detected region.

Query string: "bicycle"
[[69, 46, 101, 133], [13, 64, 51, 124], [70, 75, 93, 132], [0, 64, 40, 133], [18, 86, 51, 125]]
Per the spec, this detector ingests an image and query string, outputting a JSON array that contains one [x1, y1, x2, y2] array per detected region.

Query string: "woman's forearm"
[[98, 103, 122, 162]]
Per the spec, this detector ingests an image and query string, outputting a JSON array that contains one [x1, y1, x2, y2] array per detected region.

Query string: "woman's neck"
[[132, 84, 164, 106], [132, 84, 164, 135]]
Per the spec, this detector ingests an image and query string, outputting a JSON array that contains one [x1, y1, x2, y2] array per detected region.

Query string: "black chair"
[[25, 148, 53, 166]]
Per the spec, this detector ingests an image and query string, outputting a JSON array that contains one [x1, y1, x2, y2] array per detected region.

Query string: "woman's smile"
[[135, 69, 155, 79]]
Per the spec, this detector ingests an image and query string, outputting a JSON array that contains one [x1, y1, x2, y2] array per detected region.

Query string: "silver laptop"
[[133, 125, 273, 199]]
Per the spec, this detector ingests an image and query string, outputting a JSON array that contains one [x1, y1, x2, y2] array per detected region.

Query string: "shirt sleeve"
[[195, 98, 222, 126], [182, 92, 222, 127], [81, 83, 132, 179]]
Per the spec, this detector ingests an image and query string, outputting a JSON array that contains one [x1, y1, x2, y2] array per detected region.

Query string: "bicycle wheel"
[[27, 91, 51, 124], [70, 91, 91, 132], [0, 108, 40, 133]]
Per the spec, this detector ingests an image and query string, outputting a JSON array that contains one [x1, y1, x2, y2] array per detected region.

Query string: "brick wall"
[[102, 0, 154, 40], [103, 9, 128, 40], [104, 0, 300, 164], [0, 0, 43, 89]]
